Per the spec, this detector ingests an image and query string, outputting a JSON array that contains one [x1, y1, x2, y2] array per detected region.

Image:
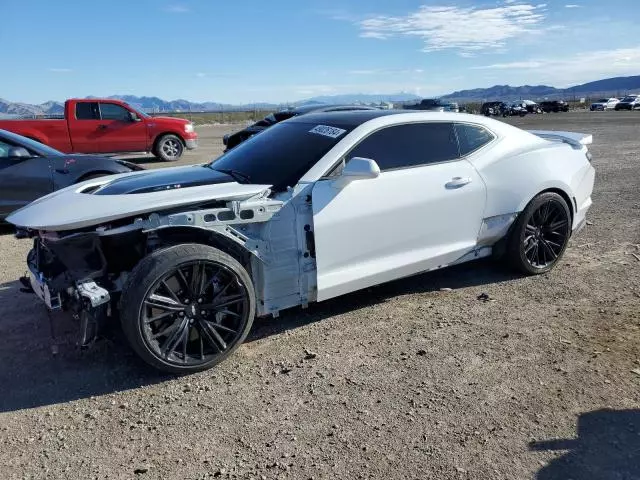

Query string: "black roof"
[[290, 104, 379, 115], [288, 109, 404, 128]]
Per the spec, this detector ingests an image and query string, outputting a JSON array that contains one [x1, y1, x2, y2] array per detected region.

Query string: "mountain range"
[[1, 75, 638, 117]]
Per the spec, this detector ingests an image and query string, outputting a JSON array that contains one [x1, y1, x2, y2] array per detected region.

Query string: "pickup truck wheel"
[[154, 135, 184, 162], [119, 244, 255, 374]]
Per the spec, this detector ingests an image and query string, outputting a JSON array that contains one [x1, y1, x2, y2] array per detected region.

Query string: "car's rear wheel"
[[120, 244, 255, 374], [506, 192, 571, 275], [154, 134, 184, 162]]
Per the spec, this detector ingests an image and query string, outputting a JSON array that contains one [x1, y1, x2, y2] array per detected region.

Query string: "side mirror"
[[129, 111, 141, 122], [7, 147, 32, 159], [332, 157, 380, 188]]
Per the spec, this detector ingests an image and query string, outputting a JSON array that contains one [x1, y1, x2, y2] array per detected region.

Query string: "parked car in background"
[[505, 102, 528, 117], [443, 102, 459, 113], [8, 110, 595, 373], [0, 129, 142, 220], [0, 99, 198, 162], [614, 95, 640, 110], [223, 104, 377, 151], [539, 100, 569, 113], [522, 100, 543, 114], [481, 101, 508, 117], [590, 98, 620, 111]]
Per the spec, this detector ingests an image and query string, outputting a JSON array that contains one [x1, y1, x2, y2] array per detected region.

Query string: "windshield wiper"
[[215, 168, 252, 184]]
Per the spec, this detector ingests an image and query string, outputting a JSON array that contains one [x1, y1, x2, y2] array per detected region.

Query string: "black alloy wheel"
[[506, 192, 572, 275], [522, 200, 570, 269], [120, 244, 255, 373]]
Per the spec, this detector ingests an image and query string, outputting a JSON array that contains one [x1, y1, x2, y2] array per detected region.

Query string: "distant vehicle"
[[505, 102, 528, 117], [403, 99, 448, 112], [614, 95, 640, 110], [222, 104, 378, 151], [442, 102, 459, 113], [590, 98, 620, 111], [539, 100, 569, 113], [522, 100, 543, 114], [481, 102, 508, 117], [0, 99, 198, 162], [0, 129, 142, 220]]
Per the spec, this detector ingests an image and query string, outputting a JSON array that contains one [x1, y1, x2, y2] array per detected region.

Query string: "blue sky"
[[1, 0, 638, 104]]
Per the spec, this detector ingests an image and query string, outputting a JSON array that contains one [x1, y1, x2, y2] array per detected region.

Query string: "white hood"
[[7, 167, 271, 231]]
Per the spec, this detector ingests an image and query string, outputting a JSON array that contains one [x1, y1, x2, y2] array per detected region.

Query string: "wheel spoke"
[[152, 320, 180, 339], [203, 319, 238, 334], [524, 240, 537, 255], [541, 240, 558, 261], [145, 294, 184, 312], [198, 319, 228, 351], [175, 268, 190, 295], [190, 263, 207, 297], [161, 280, 182, 304], [145, 310, 176, 324], [201, 293, 245, 311], [546, 219, 568, 232], [181, 325, 189, 362], [161, 318, 188, 358], [525, 224, 537, 235]]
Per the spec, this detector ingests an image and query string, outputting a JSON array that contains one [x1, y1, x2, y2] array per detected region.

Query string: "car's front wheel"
[[154, 134, 184, 162], [506, 192, 572, 275], [120, 244, 255, 374]]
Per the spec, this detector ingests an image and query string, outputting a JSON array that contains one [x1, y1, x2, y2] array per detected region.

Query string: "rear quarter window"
[[455, 124, 495, 156]]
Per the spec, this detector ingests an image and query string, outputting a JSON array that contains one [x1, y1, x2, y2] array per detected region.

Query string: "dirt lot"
[[0, 112, 639, 480]]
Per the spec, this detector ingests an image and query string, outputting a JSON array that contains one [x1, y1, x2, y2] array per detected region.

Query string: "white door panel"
[[312, 159, 486, 301]]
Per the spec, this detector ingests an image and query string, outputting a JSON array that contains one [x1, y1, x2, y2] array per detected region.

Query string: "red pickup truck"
[[0, 99, 198, 161]]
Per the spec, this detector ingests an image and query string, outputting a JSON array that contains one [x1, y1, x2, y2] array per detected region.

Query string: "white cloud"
[[49, 68, 72, 73], [471, 46, 640, 86], [196, 72, 206, 78], [565, 4, 580, 8], [357, 2, 547, 53], [164, 5, 190, 13]]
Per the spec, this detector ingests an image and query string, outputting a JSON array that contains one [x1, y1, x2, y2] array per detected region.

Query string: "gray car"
[[0, 129, 142, 220]]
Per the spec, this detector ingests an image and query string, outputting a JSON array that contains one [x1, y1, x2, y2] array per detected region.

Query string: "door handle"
[[445, 177, 472, 189], [97, 124, 108, 130]]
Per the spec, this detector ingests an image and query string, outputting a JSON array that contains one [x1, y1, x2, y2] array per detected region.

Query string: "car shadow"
[[0, 259, 521, 412], [530, 409, 640, 479], [247, 259, 521, 342]]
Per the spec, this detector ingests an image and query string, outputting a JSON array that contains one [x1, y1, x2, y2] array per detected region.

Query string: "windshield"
[[622, 96, 637, 102], [209, 121, 353, 191], [124, 104, 149, 117], [0, 129, 62, 156]]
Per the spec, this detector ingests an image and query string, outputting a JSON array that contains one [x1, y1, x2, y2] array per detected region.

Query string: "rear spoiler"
[[527, 130, 593, 149]]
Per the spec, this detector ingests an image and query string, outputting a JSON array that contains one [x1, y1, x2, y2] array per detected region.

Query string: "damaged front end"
[[23, 228, 144, 347]]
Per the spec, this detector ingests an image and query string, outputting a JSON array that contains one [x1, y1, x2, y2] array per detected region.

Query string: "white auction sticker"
[[309, 125, 347, 139]]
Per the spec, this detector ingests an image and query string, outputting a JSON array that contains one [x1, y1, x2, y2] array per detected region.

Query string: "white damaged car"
[[8, 111, 595, 373]]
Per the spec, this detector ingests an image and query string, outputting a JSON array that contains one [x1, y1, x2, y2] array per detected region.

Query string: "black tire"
[[506, 192, 571, 275], [120, 244, 255, 374], [154, 134, 184, 162]]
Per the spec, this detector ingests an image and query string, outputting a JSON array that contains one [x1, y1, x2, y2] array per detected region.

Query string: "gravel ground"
[[0, 111, 638, 480]]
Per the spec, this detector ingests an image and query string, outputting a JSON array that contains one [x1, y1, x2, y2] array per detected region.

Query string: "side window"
[[75, 102, 100, 120], [99, 103, 130, 121], [346, 123, 458, 171], [455, 124, 494, 156]]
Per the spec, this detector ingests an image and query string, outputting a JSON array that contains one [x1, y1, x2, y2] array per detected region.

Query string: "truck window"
[[75, 102, 100, 120], [100, 103, 130, 121]]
